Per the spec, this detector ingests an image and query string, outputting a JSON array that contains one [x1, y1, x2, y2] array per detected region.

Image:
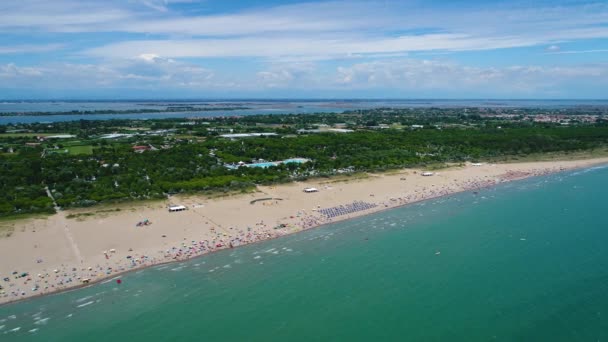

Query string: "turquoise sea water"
[[2, 165, 608, 341]]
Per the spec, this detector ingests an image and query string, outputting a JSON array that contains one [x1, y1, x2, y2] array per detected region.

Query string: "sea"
[[1, 99, 607, 125], [1, 164, 608, 341]]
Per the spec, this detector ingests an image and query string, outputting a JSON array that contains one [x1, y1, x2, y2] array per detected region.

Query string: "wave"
[[76, 301, 94, 308]]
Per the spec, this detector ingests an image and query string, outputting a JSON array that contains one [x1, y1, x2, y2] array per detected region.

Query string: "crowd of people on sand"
[[0, 165, 566, 304], [0, 220, 290, 303]]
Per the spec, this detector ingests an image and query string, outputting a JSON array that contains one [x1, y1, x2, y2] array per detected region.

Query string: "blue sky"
[[1, 0, 608, 99]]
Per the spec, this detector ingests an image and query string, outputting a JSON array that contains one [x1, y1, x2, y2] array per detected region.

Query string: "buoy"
[[116, 279, 122, 284]]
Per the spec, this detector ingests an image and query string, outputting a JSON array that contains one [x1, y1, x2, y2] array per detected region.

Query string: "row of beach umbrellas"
[[318, 201, 377, 218]]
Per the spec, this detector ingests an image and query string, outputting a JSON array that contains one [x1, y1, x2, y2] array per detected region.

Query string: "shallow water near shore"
[[2, 165, 608, 341]]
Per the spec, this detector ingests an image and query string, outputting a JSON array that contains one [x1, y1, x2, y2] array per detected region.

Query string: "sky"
[[0, 0, 608, 99]]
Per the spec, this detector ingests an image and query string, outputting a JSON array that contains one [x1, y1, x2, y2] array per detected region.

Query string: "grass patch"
[[175, 187, 258, 201], [250, 198, 283, 205], [382, 169, 409, 175], [66, 145, 93, 155], [317, 172, 370, 184], [0, 212, 52, 237], [66, 207, 122, 220], [66, 212, 95, 219], [423, 162, 464, 171], [0, 212, 53, 222]]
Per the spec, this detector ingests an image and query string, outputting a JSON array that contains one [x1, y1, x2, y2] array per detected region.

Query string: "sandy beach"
[[1, 158, 607, 305]]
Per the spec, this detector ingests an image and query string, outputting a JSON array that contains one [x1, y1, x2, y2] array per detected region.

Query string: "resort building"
[[132, 145, 151, 153]]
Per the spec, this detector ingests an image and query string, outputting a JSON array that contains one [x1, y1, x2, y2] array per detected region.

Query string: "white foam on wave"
[[75, 296, 93, 303], [34, 317, 49, 325], [9, 327, 20, 332], [66, 314, 73, 318], [223, 264, 231, 269], [8, 315, 16, 320], [171, 266, 184, 271], [254, 255, 261, 259], [570, 165, 608, 176], [0, 325, 4, 330], [101, 276, 120, 284], [29, 328, 39, 333], [77, 301, 94, 308]]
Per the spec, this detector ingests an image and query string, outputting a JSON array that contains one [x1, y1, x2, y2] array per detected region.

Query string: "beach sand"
[[1, 158, 607, 305]]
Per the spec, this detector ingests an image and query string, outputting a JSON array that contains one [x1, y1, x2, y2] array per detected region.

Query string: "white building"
[[168, 205, 187, 212], [220, 133, 278, 139]]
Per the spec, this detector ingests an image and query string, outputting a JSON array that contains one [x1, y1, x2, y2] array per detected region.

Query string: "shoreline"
[[2, 158, 608, 307]]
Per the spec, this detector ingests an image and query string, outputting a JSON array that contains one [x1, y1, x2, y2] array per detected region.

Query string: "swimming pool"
[[246, 162, 278, 168], [245, 158, 309, 168], [282, 158, 309, 164]]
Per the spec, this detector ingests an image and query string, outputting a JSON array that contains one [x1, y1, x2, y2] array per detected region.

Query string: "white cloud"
[[0, 55, 215, 89], [2, 1, 608, 60], [2, 57, 608, 97], [547, 49, 608, 55], [84, 33, 547, 59], [331, 59, 608, 95], [1, 1, 608, 97], [0, 44, 63, 54], [0, 63, 45, 77], [256, 62, 317, 88], [0, 1, 132, 32]]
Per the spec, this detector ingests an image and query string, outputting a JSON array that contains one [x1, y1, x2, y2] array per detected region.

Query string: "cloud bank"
[[0, 0, 607, 98]]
